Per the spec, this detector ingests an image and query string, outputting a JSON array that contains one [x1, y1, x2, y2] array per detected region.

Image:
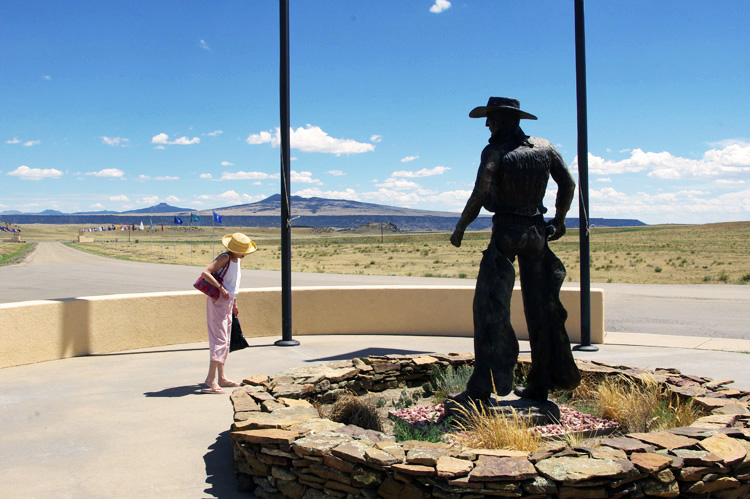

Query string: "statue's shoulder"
[[527, 136, 553, 149]]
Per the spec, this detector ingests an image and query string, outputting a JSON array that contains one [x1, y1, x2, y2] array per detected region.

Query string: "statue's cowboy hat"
[[469, 97, 537, 120], [222, 232, 257, 255]]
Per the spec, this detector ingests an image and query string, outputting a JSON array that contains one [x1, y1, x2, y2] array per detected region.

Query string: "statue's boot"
[[513, 384, 549, 402]]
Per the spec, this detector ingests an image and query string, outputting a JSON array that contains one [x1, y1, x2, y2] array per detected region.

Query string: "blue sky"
[[2, 1, 749, 225]]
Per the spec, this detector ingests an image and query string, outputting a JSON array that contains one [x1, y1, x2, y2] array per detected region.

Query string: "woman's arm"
[[201, 253, 231, 300]]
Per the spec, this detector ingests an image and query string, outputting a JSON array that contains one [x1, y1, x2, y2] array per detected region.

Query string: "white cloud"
[[220, 161, 234, 166], [137, 174, 179, 181], [293, 188, 360, 201], [43, 75, 51, 80], [220, 170, 278, 181], [196, 190, 264, 205], [200, 173, 213, 179], [246, 130, 274, 145], [151, 133, 200, 146], [86, 168, 124, 178], [430, 0, 451, 13], [207, 130, 223, 136], [165, 195, 180, 203], [6, 138, 20, 144], [7, 165, 63, 180], [199, 39, 210, 51], [91, 203, 105, 209], [328, 170, 345, 176], [376, 178, 422, 191], [291, 170, 322, 185], [392, 166, 450, 177], [152, 133, 169, 144], [400, 155, 419, 163], [172, 136, 200, 145], [588, 186, 750, 224], [23, 140, 40, 147], [580, 141, 750, 181], [138, 196, 160, 205], [101, 136, 129, 147], [247, 125, 375, 155], [109, 195, 129, 202], [370, 135, 383, 143], [596, 177, 612, 183], [361, 189, 422, 206], [716, 179, 746, 185]]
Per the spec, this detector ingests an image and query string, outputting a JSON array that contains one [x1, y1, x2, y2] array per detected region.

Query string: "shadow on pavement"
[[144, 385, 206, 397], [306, 347, 433, 362], [204, 430, 254, 498]]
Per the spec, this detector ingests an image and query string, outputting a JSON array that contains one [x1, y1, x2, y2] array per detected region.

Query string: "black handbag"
[[229, 314, 249, 352]]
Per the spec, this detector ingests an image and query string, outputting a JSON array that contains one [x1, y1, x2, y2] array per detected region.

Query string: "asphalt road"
[[3, 242, 749, 339]]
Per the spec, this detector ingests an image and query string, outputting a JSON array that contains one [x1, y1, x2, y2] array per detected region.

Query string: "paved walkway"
[[2, 334, 750, 498], [2, 243, 750, 497]]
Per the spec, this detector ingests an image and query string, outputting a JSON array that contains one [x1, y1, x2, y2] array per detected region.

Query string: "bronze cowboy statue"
[[450, 97, 581, 404]]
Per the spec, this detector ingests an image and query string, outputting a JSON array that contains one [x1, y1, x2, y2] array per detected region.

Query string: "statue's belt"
[[492, 213, 546, 226]]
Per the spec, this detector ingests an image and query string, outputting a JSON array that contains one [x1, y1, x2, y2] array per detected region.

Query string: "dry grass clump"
[[452, 399, 541, 452], [569, 374, 703, 433], [323, 394, 383, 432]]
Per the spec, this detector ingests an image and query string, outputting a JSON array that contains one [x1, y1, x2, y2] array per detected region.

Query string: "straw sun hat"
[[222, 233, 257, 255]]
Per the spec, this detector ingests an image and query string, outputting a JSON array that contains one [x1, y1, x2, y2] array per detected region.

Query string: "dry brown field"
[[9, 222, 750, 285]]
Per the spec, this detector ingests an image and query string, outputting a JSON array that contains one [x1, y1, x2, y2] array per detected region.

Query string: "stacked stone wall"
[[230, 353, 750, 498]]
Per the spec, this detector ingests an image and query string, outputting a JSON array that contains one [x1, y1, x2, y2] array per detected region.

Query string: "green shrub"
[[429, 365, 473, 403]]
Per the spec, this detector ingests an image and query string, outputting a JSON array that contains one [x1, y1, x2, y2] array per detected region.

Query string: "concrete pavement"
[[2, 334, 750, 498], [2, 242, 750, 497]]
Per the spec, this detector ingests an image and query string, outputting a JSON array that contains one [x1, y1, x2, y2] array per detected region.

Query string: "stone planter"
[[230, 353, 750, 498]]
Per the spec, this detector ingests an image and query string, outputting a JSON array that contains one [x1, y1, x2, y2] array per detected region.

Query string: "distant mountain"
[[121, 203, 196, 214], [72, 210, 119, 215], [209, 194, 466, 217], [0, 196, 647, 230], [37, 210, 65, 215], [0, 210, 23, 215]]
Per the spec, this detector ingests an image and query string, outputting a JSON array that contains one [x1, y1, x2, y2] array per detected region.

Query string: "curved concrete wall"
[[0, 286, 603, 369]]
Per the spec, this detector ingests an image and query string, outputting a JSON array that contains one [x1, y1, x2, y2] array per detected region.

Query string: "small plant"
[[429, 365, 474, 403], [591, 375, 702, 433], [654, 266, 663, 273], [452, 400, 540, 452], [391, 388, 418, 410], [392, 417, 452, 443], [326, 394, 383, 431]]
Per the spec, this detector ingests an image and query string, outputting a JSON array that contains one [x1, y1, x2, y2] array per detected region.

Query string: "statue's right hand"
[[450, 229, 463, 247]]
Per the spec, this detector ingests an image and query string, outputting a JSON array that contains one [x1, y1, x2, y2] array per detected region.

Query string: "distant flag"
[[213, 211, 222, 224], [150, 218, 154, 231], [140, 221, 144, 231], [174, 216, 184, 225], [161, 223, 164, 232], [191, 213, 200, 223]]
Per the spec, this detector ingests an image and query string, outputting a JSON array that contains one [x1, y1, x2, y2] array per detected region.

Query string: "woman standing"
[[200, 232, 257, 393]]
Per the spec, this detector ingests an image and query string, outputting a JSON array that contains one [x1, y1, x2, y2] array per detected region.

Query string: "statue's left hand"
[[450, 229, 464, 247], [548, 219, 566, 241]]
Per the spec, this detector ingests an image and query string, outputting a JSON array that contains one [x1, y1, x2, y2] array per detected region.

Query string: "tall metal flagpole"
[[573, 0, 597, 352], [276, 0, 299, 347]]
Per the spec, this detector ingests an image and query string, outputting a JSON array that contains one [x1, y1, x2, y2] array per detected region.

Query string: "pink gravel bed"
[[389, 403, 445, 428], [389, 403, 618, 439], [530, 405, 619, 438]]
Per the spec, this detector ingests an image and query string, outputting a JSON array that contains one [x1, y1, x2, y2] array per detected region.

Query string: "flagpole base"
[[573, 344, 599, 352], [275, 339, 300, 347]]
